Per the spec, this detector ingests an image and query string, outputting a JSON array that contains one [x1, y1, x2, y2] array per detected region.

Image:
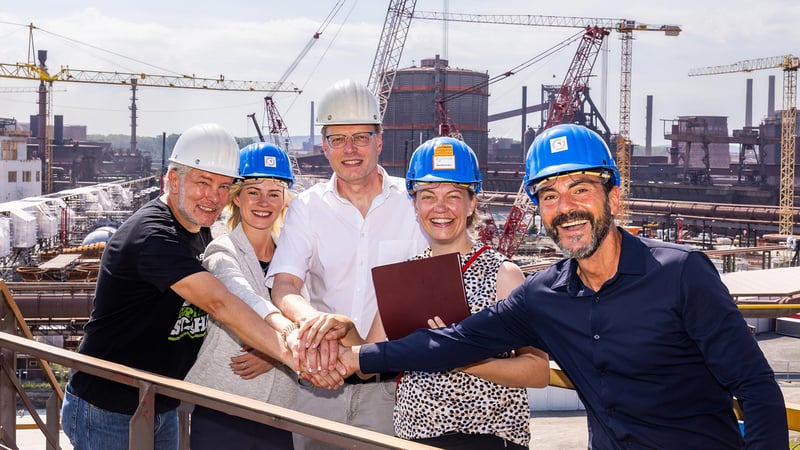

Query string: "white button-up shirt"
[[268, 167, 427, 338]]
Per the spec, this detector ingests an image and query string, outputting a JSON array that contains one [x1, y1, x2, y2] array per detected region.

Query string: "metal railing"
[[1, 271, 799, 449], [0, 331, 438, 450]]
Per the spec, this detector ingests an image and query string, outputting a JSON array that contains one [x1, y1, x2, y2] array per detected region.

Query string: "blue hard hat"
[[523, 124, 619, 204], [406, 137, 482, 194], [238, 142, 294, 188]]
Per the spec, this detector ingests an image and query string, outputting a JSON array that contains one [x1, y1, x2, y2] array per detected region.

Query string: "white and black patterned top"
[[393, 242, 531, 446]]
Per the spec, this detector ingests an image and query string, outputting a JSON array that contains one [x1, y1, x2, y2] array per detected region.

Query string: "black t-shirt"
[[70, 198, 211, 414]]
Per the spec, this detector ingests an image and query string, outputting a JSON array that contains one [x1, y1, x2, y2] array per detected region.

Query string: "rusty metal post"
[[130, 382, 156, 450], [0, 309, 18, 449], [46, 392, 60, 450]]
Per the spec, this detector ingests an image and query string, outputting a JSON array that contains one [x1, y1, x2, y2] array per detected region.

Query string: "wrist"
[[280, 322, 299, 348]]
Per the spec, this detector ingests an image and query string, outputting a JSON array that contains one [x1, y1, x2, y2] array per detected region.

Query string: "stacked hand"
[[289, 312, 356, 388]]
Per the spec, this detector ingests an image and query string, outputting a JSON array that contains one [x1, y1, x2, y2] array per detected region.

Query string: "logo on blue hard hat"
[[550, 136, 568, 153]]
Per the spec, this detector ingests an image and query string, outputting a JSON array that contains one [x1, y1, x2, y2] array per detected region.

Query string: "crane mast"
[[368, 0, 417, 120], [689, 55, 799, 235]]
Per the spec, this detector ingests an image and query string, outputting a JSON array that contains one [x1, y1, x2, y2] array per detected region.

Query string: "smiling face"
[[232, 179, 286, 233], [536, 172, 618, 260], [321, 124, 381, 186], [168, 167, 233, 232], [413, 183, 477, 252]]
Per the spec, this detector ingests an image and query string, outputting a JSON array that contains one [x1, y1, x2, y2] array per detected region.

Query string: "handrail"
[[0, 331, 438, 450], [1, 333, 798, 449]]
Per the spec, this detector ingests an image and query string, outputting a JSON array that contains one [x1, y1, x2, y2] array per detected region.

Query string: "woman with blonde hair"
[[185, 142, 301, 449]]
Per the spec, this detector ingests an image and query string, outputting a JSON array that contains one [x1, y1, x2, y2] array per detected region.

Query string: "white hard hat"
[[316, 79, 381, 126], [169, 123, 240, 178]]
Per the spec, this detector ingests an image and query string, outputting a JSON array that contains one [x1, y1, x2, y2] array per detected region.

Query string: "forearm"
[[460, 349, 549, 388], [213, 294, 294, 368], [271, 275, 317, 323], [174, 272, 294, 368]]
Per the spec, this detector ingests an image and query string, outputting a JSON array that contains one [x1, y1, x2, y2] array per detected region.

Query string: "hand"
[[297, 314, 354, 372], [230, 346, 276, 380], [427, 316, 447, 329], [287, 332, 346, 383], [295, 345, 347, 389], [336, 344, 361, 379]]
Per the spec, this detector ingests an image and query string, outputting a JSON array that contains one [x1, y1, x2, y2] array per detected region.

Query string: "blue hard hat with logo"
[[523, 124, 619, 204], [406, 136, 482, 194], [238, 142, 294, 188]]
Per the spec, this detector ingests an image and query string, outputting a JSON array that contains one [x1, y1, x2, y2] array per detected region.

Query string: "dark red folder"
[[371, 252, 470, 340]]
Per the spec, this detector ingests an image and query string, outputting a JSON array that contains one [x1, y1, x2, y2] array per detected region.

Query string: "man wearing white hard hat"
[[268, 80, 426, 449], [62, 123, 299, 450]]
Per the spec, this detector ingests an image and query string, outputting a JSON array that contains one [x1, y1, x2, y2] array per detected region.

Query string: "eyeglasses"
[[325, 132, 374, 149]]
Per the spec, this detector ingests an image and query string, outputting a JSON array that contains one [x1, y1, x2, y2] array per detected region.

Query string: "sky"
[[1, 0, 799, 148]]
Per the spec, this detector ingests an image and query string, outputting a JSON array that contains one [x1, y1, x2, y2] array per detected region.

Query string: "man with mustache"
[[339, 124, 789, 448]]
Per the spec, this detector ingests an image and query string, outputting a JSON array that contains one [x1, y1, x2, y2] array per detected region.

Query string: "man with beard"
[[337, 124, 789, 448]]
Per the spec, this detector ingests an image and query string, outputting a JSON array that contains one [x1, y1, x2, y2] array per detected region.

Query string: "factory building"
[[381, 55, 489, 178]]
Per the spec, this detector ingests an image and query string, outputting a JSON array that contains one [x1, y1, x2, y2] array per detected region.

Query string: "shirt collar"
[[323, 165, 396, 201]]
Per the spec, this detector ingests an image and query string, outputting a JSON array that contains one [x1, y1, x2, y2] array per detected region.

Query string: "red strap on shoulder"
[[461, 245, 491, 274]]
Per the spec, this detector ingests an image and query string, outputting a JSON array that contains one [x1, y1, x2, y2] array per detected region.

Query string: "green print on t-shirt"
[[169, 303, 208, 341]]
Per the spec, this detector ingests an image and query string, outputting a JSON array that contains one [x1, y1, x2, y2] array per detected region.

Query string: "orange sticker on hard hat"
[[432, 144, 456, 170], [550, 136, 569, 153]]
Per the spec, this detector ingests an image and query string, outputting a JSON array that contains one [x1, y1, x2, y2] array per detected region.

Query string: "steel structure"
[[689, 55, 799, 235], [544, 26, 609, 128], [367, 0, 418, 120], [410, 11, 680, 230]]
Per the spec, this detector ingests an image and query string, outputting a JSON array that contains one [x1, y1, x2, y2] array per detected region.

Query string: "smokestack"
[[130, 79, 138, 153], [745, 78, 753, 127], [37, 49, 48, 193], [54, 115, 63, 145], [645, 95, 653, 156], [521, 85, 527, 161], [29, 115, 38, 137], [768, 75, 776, 117], [309, 100, 315, 149]]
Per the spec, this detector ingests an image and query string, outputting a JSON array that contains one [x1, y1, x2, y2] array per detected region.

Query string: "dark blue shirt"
[[361, 229, 788, 449]]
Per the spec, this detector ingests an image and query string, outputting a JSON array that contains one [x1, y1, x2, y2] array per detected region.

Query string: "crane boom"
[[689, 55, 800, 76], [0, 62, 299, 92], [689, 55, 799, 235], [409, 11, 681, 35]]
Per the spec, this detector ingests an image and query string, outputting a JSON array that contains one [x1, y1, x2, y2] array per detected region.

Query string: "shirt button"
[[593, 334, 600, 340], [594, 296, 600, 303]]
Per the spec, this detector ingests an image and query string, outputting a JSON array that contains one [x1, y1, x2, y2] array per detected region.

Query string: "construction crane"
[[367, 0, 418, 120], [246, 102, 303, 186], [544, 26, 609, 128], [689, 55, 799, 235], [408, 11, 681, 228], [0, 25, 298, 194]]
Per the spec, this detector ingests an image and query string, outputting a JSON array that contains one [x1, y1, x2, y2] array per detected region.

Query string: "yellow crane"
[[689, 55, 799, 235], [0, 24, 299, 194]]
